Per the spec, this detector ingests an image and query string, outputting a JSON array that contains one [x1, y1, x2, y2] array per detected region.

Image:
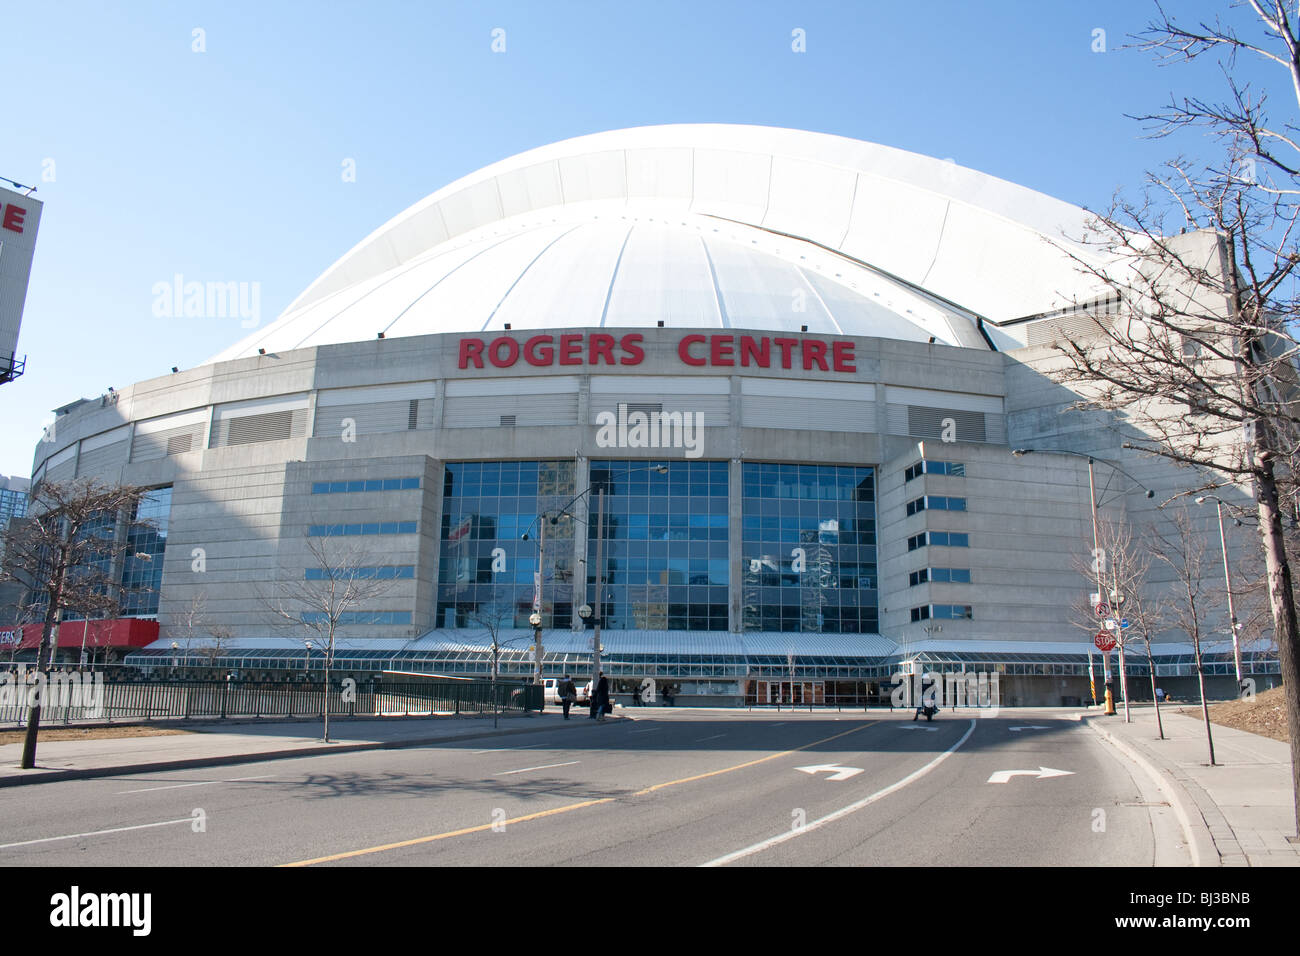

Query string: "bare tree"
[[1046, 1, 1300, 834], [1070, 516, 1165, 727], [263, 535, 397, 742], [1151, 506, 1218, 765], [0, 479, 149, 768], [468, 595, 524, 729], [195, 623, 234, 672], [1105, 517, 1170, 735]]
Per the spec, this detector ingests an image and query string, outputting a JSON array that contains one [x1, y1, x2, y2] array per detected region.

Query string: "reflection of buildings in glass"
[[798, 526, 835, 633], [438, 460, 575, 629], [632, 576, 669, 629], [740, 464, 875, 633], [586, 460, 729, 633]]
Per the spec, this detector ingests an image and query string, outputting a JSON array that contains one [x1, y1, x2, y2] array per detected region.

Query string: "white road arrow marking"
[[796, 764, 864, 781], [1008, 725, 1052, 732], [987, 766, 1075, 784], [898, 724, 938, 732]]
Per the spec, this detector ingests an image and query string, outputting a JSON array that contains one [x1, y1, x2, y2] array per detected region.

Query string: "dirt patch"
[[0, 725, 193, 745], [1178, 685, 1290, 742]]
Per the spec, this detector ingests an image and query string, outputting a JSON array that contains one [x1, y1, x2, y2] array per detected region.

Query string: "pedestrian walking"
[[593, 671, 610, 721], [560, 674, 577, 719]]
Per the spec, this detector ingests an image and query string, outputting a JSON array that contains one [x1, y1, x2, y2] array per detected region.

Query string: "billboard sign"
[[0, 183, 42, 384]]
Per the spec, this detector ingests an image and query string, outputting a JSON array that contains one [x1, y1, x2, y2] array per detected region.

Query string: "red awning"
[[8, 618, 160, 651]]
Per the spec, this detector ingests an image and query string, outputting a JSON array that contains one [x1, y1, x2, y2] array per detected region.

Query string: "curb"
[[0, 715, 629, 789], [1082, 715, 1219, 867]]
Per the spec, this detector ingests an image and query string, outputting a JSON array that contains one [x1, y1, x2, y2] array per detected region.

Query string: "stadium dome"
[[28, 123, 1255, 710], [209, 125, 1111, 362]]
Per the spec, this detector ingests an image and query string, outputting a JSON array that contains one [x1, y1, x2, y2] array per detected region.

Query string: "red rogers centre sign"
[[457, 332, 856, 373]]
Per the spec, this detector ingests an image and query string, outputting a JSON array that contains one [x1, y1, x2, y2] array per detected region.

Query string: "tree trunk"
[[1146, 641, 1164, 740], [20, 550, 68, 770], [1192, 630, 1216, 766], [1254, 454, 1300, 837]]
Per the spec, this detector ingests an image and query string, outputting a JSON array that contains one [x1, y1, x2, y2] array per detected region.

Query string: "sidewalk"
[[1085, 705, 1299, 867], [0, 711, 609, 788]]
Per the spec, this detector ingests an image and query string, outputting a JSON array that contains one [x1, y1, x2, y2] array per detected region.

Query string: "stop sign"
[[1094, 632, 1116, 652]]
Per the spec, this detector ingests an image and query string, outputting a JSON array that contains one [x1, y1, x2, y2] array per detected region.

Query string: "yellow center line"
[[279, 719, 879, 867], [280, 798, 616, 867]]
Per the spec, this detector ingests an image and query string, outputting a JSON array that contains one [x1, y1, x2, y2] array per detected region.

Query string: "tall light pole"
[[1196, 494, 1244, 692], [591, 485, 607, 695], [1012, 449, 1154, 715], [522, 462, 668, 705]]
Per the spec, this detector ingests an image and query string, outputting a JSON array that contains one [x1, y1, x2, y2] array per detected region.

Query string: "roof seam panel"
[[598, 224, 635, 329], [481, 223, 585, 332], [699, 236, 730, 329]]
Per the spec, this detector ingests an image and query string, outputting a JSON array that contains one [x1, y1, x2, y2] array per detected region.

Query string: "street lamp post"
[[521, 462, 667, 712], [1196, 495, 1244, 693], [1012, 448, 1154, 716], [591, 486, 606, 696]]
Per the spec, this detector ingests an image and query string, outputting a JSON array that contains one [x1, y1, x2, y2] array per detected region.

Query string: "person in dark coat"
[[560, 674, 577, 719], [592, 671, 610, 721]]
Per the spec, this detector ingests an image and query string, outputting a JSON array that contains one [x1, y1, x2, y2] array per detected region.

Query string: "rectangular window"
[[905, 497, 926, 516], [907, 532, 927, 552], [904, 461, 965, 482], [910, 605, 930, 622], [929, 531, 969, 548], [908, 569, 929, 587], [928, 567, 972, 583], [928, 496, 967, 511], [307, 522, 418, 536], [305, 566, 415, 580], [311, 477, 421, 494], [932, 604, 973, 620], [300, 610, 413, 626]]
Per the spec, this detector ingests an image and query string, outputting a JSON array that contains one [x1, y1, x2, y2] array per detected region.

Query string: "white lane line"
[[0, 816, 194, 850], [118, 781, 213, 795], [770, 722, 785, 727], [696, 734, 727, 742], [629, 728, 661, 734], [701, 719, 978, 867], [472, 744, 542, 754], [118, 773, 277, 794], [494, 761, 579, 776]]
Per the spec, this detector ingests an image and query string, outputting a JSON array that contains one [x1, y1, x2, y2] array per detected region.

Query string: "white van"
[[543, 678, 593, 706]]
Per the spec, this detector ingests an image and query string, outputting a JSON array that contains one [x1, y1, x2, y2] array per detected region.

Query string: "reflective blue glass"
[[121, 487, 172, 615], [741, 463, 877, 633], [438, 460, 576, 629], [583, 460, 728, 631]]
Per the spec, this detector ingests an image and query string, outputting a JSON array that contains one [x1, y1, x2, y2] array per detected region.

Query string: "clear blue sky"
[[0, 0, 1275, 476]]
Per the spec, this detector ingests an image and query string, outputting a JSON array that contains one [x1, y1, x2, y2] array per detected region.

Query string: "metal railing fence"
[[0, 678, 542, 725]]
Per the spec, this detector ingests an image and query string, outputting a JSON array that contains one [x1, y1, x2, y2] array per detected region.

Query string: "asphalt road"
[[0, 709, 1189, 867]]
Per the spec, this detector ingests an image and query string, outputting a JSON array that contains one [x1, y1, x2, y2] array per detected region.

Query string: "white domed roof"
[[210, 125, 1111, 362]]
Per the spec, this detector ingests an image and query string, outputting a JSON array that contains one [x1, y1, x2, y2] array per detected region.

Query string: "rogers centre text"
[[457, 332, 857, 372]]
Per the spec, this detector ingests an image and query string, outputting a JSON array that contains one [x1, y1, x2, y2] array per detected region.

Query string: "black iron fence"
[[0, 677, 542, 725]]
